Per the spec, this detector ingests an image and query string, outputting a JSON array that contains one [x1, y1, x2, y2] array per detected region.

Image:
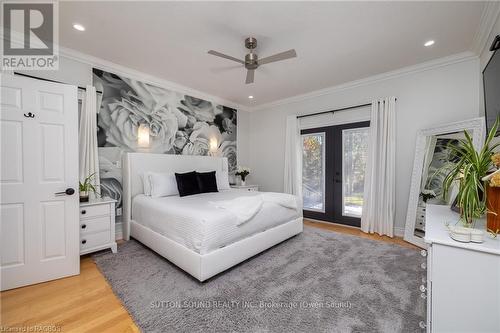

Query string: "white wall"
[[246, 56, 482, 236]]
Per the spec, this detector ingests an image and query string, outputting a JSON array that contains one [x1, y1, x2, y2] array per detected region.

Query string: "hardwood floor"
[[0, 256, 139, 333], [0, 221, 417, 332], [304, 219, 419, 249]]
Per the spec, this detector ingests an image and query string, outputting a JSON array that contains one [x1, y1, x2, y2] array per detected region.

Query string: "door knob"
[[55, 188, 75, 196]]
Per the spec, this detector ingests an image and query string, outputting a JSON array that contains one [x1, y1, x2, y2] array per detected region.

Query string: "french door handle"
[[55, 188, 75, 196]]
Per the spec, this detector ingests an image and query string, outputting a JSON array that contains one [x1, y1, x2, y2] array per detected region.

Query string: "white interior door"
[[1, 74, 80, 291]]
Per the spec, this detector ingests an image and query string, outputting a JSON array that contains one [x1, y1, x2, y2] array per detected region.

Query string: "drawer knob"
[[420, 262, 426, 270], [420, 293, 427, 299], [419, 321, 426, 329], [419, 285, 427, 293], [420, 250, 427, 257], [81, 224, 87, 229], [81, 239, 87, 245], [81, 210, 86, 215]]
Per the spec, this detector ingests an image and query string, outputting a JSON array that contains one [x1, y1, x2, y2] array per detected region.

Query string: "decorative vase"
[[241, 179, 246, 186], [80, 191, 89, 203], [486, 184, 500, 232]]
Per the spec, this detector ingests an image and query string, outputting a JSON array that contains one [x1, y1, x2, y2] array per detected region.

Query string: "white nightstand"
[[230, 184, 259, 192], [79, 197, 117, 255]]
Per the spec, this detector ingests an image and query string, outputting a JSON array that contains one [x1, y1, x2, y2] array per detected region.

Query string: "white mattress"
[[131, 189, 301, 254]]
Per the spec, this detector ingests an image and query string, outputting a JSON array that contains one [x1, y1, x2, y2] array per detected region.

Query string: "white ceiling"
[[59, 1, 486, 107]]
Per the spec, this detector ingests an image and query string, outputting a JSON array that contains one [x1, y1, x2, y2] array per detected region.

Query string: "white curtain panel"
[[283, 115, 303, 201], [361, 97, 396, 237], [79, 85, 101, 198]]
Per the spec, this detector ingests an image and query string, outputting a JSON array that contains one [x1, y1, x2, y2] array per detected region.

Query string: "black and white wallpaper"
[[93, 68, 237, 209]]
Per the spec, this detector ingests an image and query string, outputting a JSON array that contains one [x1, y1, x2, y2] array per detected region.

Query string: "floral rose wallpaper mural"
[[93, 68, 237, 212]]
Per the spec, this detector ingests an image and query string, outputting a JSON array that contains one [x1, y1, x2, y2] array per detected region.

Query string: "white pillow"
[[142, 172, 152, 196], [149, 172, 179, 198], [216, 170, 230, 190]]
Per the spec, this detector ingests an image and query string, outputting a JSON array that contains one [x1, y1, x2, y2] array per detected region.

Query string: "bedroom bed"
[[123, 153, 303, 281]]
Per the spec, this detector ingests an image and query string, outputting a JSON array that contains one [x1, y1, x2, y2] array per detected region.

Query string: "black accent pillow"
[[196, 171, 219, 193], [175, 171, 200, 197]]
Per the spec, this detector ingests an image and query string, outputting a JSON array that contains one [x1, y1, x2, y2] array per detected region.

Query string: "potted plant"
[[442, 119, 499, 227], [79, 173, 98, 203], [235, 166, 250, 186]]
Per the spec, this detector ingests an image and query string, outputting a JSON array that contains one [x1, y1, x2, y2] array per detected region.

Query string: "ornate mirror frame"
[[404, 117, 486, 248]]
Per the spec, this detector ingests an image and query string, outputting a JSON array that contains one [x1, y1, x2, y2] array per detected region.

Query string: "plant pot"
[[80, 192, 89, 203], [240, 180, 246, 186], [486, 184, 500, 233]]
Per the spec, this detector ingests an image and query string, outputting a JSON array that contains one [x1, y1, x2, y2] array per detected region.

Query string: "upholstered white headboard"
[[122, 152, 229, 240]]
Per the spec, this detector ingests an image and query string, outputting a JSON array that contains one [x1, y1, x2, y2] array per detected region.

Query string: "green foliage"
[[442, 118, 500, 225], [302, 135, 323, 193], [79, 173, 98, 194]]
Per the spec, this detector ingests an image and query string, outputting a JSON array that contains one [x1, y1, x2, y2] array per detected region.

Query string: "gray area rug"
[[93, 226, 425, 333]]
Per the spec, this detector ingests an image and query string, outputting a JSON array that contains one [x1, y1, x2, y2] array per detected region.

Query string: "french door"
[[301, 121, 370, 227]]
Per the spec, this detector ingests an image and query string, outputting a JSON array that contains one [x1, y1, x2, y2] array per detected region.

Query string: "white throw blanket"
[[211, 192, 298, 226]]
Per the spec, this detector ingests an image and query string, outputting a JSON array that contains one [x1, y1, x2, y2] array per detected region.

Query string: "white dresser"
[[230, 184, 259, 191], [79, 198, 117, 255], [423, 205, 500, 332]]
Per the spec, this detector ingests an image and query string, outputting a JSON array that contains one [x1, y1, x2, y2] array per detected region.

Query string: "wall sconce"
[[209, 137, 218, 155], [138, 123, 150, 148]]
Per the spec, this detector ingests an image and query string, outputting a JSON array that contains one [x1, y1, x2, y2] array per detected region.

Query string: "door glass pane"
[[302, 133, 325, 212], [342, 128, 369, 217]]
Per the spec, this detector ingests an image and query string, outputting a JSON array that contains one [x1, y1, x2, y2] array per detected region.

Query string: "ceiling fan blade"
[[208, 50, 244, 64], [258, 49, 297, 65], [245, 69, 254, 84]]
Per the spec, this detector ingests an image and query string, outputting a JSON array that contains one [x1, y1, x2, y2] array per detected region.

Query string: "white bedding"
[[132, 189, 301, 254]]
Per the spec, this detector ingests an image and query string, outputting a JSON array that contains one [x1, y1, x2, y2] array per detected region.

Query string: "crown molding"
[[249, 51, 478, 112], [471, 1, 500, 56], [58, 46, 250, 112], [1, 28, 249, 112]]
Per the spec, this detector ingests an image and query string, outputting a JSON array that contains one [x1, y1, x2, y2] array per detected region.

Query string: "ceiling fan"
[[208, 37, 297, 84]]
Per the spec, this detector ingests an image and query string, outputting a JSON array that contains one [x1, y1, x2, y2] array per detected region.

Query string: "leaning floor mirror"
[[404, 117, 486, 248]]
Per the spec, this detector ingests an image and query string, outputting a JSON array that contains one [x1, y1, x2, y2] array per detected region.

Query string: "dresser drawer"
[[80, 216, 111, 234], [80, 204, 110, 219], [80, 230, 111, 252]]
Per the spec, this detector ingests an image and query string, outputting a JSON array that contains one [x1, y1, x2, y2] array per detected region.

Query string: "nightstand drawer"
[[80, 216, 111, 234], [80, 204, 110, 219], [80, 230, 111, 252]]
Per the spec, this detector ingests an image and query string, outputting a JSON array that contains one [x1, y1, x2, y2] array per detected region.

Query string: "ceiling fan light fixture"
[[207, 37, 297, 84]]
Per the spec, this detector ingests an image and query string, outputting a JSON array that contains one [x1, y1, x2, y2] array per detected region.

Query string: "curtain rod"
[[297, 102, 371, 119], [13, 72, 103, 94], [296, 98, 397, 119]]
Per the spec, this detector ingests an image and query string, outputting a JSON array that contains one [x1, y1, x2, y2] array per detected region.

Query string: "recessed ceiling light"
[[424, 40, 435, 47], [73, 23, 85, 31], [248, 95, 254, 99]]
